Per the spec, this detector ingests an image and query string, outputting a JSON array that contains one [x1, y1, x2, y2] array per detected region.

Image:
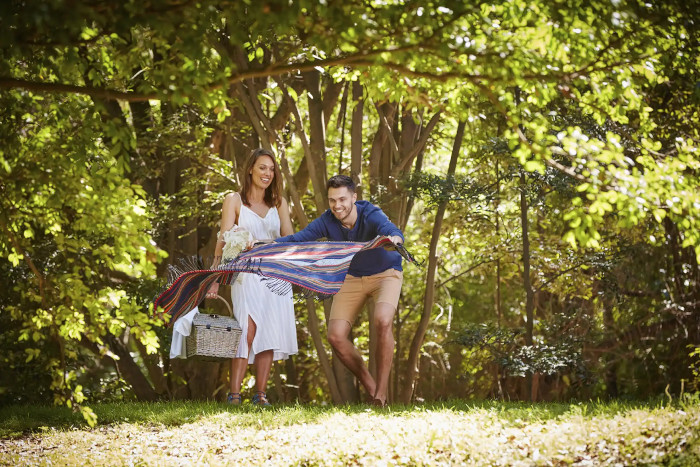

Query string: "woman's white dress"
[[232, 203, 298, 363]]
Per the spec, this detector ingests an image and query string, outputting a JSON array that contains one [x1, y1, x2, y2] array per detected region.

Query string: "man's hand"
[[388, 235, 403, 246], [383, 235, 403, 250]]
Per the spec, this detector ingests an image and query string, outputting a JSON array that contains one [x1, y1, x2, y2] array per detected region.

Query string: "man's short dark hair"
[[326, 174, 355, 192]]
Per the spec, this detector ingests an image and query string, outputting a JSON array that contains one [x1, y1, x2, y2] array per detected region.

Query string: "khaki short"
[[329, 268, 404, 324]]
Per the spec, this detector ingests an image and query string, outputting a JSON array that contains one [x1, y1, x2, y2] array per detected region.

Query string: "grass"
[[0, 398, 669, 437], [1, 398, 699, 465]]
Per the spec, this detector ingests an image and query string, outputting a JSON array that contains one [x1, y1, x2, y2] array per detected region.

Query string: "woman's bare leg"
[[229, 317, 257, 397], [254, 349, 273, 394]]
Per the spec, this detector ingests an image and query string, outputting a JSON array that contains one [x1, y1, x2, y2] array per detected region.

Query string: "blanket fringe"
[[165, 256, 207, 288]]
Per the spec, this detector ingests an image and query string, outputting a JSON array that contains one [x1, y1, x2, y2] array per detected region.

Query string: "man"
[[276, 175, 404, 406]]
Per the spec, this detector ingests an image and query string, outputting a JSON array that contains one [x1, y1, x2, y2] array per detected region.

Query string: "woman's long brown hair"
[[240, 148, 283, 208]]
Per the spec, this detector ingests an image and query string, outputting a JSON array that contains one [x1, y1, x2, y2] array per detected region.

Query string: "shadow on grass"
[[0, 397, 671, 439]]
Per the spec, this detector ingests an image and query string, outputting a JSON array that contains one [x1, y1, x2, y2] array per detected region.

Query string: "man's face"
[[328, 186, 357, 224]]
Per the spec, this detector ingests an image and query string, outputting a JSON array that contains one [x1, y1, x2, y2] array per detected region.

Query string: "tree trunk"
[[336, 81, 349, 174], [519, 169, 536, 401], [368, 102, 395, 200], [402, 145, 426, 233], [302, 70, 329, 215], [105, 334, 159, 401], [333, 348, 360, 402], [80, 337, 157, 401], [162, 108, 180, 274], [272, 361, 286, 402], [367, 103, 440, 224], [285, 357, 300, 402], [134, 339, 168, 396], [495, 158, 502, 328], [350, 81, 364, 199], [401, 120, 465, 403], [277, 141, 309, 227], [520, 170, 534, 346], [305, 298, 343, 403], [600, 280, 619, 398]]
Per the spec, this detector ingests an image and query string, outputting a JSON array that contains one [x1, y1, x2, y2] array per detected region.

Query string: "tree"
[[2, 0, 698, 414]]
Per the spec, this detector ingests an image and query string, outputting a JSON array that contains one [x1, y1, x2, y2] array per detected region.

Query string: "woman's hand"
[[248, 238, 274, 249], [206, 282, 219, 299]]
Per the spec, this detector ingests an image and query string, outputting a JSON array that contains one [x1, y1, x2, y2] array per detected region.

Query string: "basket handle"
[[207, 294, 233, 316]]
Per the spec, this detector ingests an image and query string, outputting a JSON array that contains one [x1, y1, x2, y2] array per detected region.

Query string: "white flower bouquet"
[[220, 226, 252, 262]]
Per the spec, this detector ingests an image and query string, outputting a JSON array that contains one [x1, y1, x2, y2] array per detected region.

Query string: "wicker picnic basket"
[[185, 295, 242, 361]]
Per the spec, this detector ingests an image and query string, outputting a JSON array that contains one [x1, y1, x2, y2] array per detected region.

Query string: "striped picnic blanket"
[[154, 236, 415, 325]]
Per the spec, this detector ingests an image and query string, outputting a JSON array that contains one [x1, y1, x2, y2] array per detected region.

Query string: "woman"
[[206, 148, 298, 406]]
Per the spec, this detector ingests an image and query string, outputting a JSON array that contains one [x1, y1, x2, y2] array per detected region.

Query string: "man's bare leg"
[[327, 319, 376, 398], [372, 302, 396, 405]]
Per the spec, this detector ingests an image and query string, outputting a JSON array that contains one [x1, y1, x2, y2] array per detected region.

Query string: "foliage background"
[[1, 0, 698, 420]]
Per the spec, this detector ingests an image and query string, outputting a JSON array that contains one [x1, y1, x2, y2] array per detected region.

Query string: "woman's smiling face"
[[250, 155, 275, 189]]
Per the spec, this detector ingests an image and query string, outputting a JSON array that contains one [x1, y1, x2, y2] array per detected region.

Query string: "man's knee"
[[327, 320, 351, 348], [374, 316, 394, 336], [373, 303, 396, 333], [327, 330, 342, 348]]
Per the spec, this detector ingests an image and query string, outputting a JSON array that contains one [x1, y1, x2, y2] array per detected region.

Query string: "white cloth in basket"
[[169, 306, 200, 359], [232, 203, 298, 363]]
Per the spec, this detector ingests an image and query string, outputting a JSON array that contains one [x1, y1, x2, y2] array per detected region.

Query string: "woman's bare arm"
[[278, 197, 294, 237], [207, 192, 240, 297]]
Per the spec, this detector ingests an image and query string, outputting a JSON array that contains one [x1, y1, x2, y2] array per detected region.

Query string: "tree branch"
[[393, 110, 442, 176], [0, 77, 157, 102], [534, 261, 587, 292], [374, 102, 400, 161], [436, 257, 499, 289], [278, 84, 327, 213], [233, 81, 272, 149], [0, 216, 47, 308], [1, 36, 654, 105]]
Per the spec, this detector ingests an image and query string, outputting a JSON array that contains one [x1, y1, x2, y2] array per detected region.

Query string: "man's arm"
[[276, 214, 330, 243], [368, 208, 404, 244]]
